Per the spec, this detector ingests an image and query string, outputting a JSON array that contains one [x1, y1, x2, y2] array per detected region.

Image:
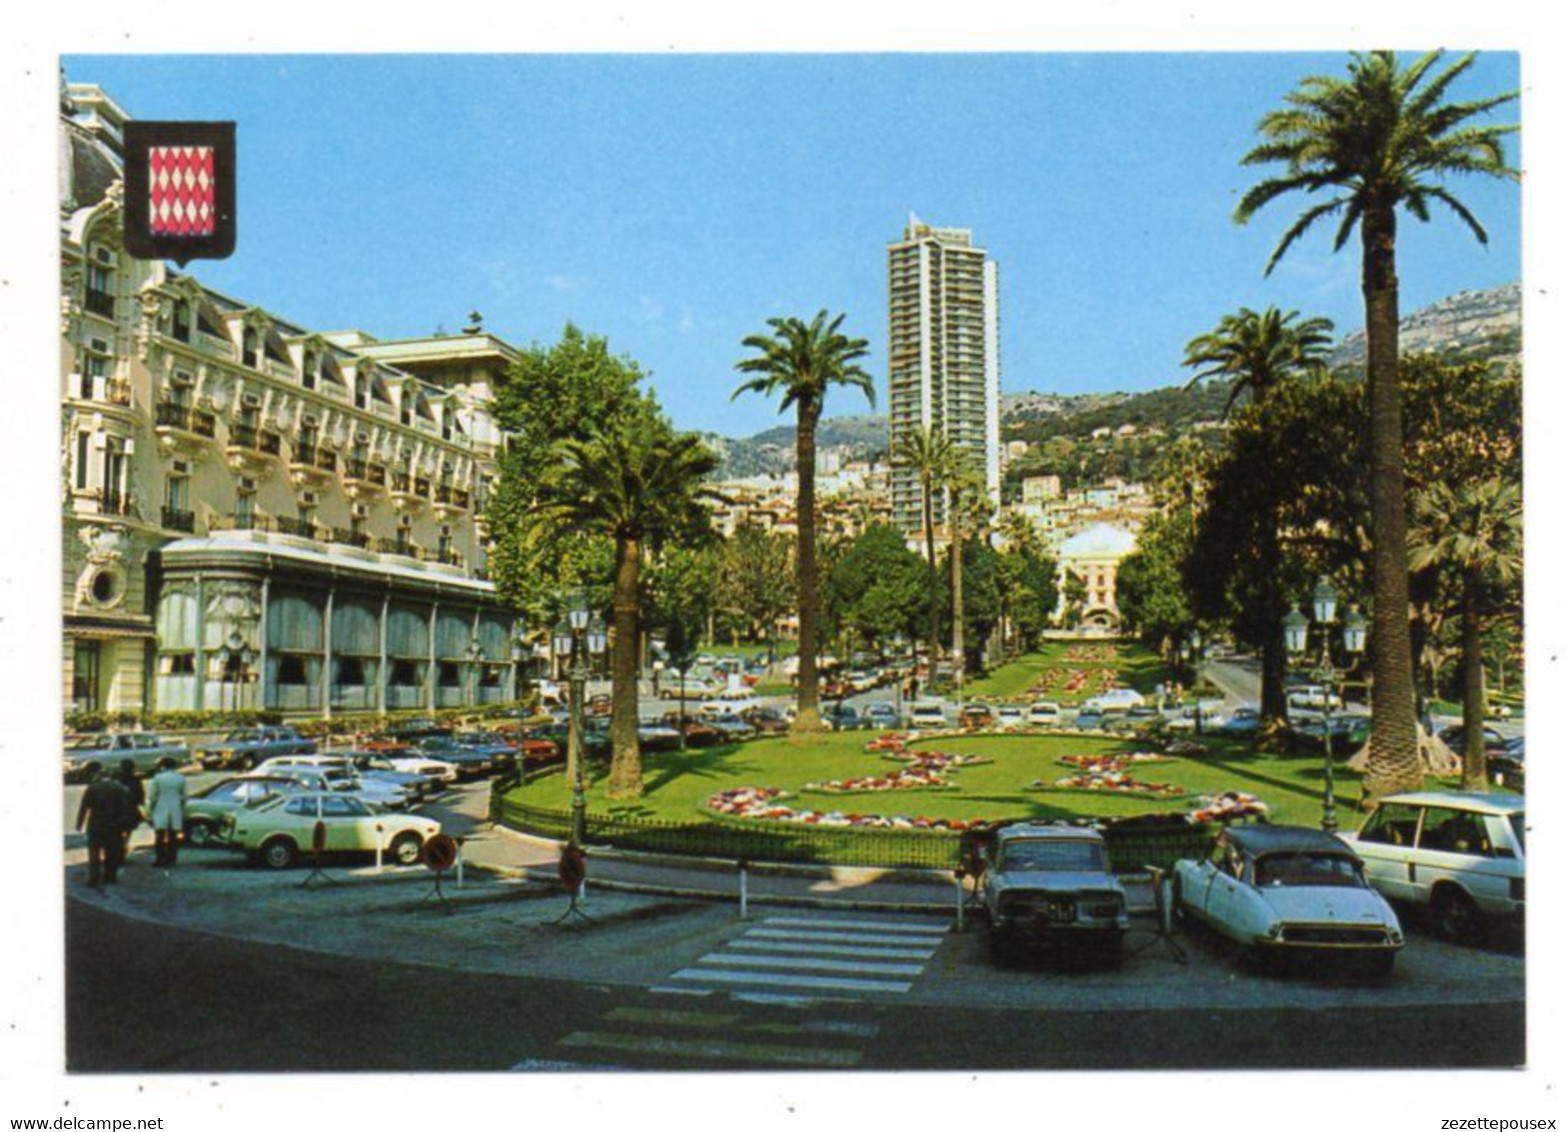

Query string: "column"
[[377, 590, 390, 715], [258, 575, 271, 712], [321, 585, 334, 720], [192, 573, 206, 711], [426, 600, 438, 712]]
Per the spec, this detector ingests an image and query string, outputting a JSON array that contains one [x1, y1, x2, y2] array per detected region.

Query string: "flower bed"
[[803, 750, 990, 795], [1189, 791, 1269, 822], [1058, 752, 1172, 771], [703, 785, 984, 831], [1033, 771, 1190, 799]]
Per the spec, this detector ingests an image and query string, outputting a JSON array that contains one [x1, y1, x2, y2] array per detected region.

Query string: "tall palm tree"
[[1409, 478, 1521, 790], [532, 414, 718, 798], [946, 468, 992, 698], [1236, 50, 1517, 797], [891, 423, 957, 680], [734, 311, 873, 732], [1184, 307, 1335, 732]]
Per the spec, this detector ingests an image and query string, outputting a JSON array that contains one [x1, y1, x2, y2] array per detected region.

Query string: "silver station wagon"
[[1342, 791, 1525, 942]]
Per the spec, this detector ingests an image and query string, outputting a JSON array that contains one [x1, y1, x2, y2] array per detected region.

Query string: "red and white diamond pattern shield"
[[148, 145, 216, 236]]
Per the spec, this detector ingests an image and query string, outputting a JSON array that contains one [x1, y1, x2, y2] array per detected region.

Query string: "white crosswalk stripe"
[[652, 912, 950, 1002]]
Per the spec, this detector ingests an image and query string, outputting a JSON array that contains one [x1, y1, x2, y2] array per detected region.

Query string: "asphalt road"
[[65, 896, 1523, 1072]]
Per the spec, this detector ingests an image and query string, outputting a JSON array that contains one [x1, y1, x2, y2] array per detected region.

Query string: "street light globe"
[[1312, 577, 1338, 625], [587, 615, 608, 656], [568, 589, 591, 633], [1342, 604, 1368, 655], [551, 619, 573, 658], [1282, 607, 1309, 655]]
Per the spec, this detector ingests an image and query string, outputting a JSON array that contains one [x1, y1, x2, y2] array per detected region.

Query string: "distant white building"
[[1055, 523, 1137, 634]]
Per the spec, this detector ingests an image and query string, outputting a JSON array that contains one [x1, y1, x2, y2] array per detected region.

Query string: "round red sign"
[[423, 833, 459, 872]]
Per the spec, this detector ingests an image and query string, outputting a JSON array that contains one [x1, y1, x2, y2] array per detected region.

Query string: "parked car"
[[1215, 704, 1261, 737], [908, 701, 948, 730], [960, 705, 995, 730], [255, 758, 416, 809], [352, 752, 459, 785], [63, 732, 191, 783], [222, 791, 441, 869], [183, 775, 310, 847], [1487, 737, 1524, 792], [660, 713, 724, 748], [743, 706, 793, 735], [994, 705, 1026, 730], [196, 726, 316, 771], [1083, 688, 1146, 713], [413, 735, 505, 777], [637, 720, 685, 751], [823, 704, 863, 731], [863, 702, 901, 731], [700, 692, 763, 718], [1074, 706, 1106, 730], [1286, 685, 1343, 711], [1173, 824, 1404, 973], [454, 730, 519, 767], [1437, 724, 1508, 756], [978, 824, 1129, 961], [707, 712, 758, 741], [1026, 701, 1062, 727], [1342, 791, 1525, 942]]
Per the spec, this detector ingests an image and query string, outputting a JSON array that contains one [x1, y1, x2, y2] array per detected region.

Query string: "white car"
[[699, 692, 762, 718], [1173, 824, 1404, 973], [908, 701, 949, 730], [1082, 688, 1146, 713], [357, 752, 460, 785], [222, 792, 441, 869], [1026, 701, 1063, 727], [1342, 791, 1525, 942], [995, 705, 1026, 730], [1286, 685, 1343, 710]]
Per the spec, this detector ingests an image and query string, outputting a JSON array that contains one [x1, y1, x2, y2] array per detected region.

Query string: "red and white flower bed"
[[1189, 791, 1269, 822], [805, 750, 989, 795], [1059, 752, 1171, 771], [704, 785, 981, 831], [1043, 770, 1187, 798]]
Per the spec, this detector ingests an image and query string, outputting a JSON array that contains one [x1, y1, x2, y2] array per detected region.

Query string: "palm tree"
[[946, 468, 992, 698], [891, 423, 957, 681], [734, 311, 873, 732], [532, 414, 718, 798], [1236, 50, 1517, 797], [1184, 307, 1334, 733], [1409, 478, 1521, 790]]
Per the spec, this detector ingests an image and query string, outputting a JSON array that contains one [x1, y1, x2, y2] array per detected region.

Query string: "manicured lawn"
[[963, 641, 1170, 704], [508, 729, 1398, 830]]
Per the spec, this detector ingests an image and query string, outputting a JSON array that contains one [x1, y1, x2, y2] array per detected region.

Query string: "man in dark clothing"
[[76, 769, 131, 890], [115, 758, 146, 871]]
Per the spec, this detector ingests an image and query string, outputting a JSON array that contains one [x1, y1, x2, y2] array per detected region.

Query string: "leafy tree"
[[825, 524, 930, 651], [718, 526, 793, 646], [733, 311, 873, 732], [1181, 306, 1335, 725], [487, 326, 648, 625], [1238, 49, 1518, 797], [891, 423, 958, 669], [528, 412, 718, 798], [1410, 478, 1521, 788], [1116, 507, 1198, 660]]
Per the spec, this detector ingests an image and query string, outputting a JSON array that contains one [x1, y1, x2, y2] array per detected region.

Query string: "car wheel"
[[260, 836, 299, 870], [1432, 885, 1484, 944], [389, 832, 424, 867], [185, 820, 215, 848]]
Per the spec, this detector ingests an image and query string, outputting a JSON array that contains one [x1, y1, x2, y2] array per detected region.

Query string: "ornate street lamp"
[[555, 591, 607, 855], [1283, 577, 1367, 833]]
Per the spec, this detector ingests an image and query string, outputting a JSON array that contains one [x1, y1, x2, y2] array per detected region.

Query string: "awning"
[[65, 617, 157, 640]]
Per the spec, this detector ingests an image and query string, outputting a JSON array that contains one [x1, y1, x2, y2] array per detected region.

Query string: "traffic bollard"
[[374, 823, 384, 872], [738, 860, 749, 920], [954, 871, 965, 932]]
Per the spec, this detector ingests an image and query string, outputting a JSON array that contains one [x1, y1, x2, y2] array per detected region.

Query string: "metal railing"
[[161, 506, 197, 533], [377, 537, 422, 560], [96, 490, 134, 517], [330, 527, 371, 549], [275, 515, 322, 539]]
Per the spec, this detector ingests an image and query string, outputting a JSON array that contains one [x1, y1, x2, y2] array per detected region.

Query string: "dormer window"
[[171, 300, 192, 343], [302, 351, 318, 391], [399, 391, 413, 426], [354, 373, 370, 410], [242, 328, 259, 368], [441, 405, 454, 441]]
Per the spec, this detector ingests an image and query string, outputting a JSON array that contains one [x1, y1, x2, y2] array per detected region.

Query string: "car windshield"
[[1254, 851, 1365, 888], [224, 730, 258, 741], [999, 839, 1105, 872], [66, 735, 111, 750]]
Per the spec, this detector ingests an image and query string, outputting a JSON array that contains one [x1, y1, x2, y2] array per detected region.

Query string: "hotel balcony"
[[287, 440, 338, 485], [153, 401, 218, 455], [342, 457, 388, 497], [225, 422, 283, 476], [389, 471, 427, 512], [376, 535, 425, 561], [93, 489, 137, 519], [433, 483, 470, 516], [160, 506, 197, 534]]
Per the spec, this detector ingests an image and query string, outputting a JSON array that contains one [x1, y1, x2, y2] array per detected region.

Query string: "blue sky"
[[67, 52, 1522, 436]]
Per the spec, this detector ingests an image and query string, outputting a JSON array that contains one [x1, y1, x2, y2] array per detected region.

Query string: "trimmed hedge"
[[64, 695, 538, 736]]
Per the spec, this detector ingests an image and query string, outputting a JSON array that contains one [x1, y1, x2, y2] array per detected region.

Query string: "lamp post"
[[552, 591, 607, 851], [1184, 630, 1205, 736], [1282, 577, 1367, 834]]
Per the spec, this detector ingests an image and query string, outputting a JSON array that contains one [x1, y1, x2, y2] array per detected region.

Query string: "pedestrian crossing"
[[656, 912, 950, 998], [519, 913, 950, 1070]]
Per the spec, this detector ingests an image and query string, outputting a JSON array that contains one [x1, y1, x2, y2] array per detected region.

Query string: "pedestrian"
[[147, 757, 188, 868], [75, 767, 130, 890], [115, 757, 146, 871]]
